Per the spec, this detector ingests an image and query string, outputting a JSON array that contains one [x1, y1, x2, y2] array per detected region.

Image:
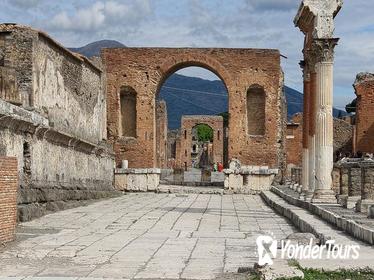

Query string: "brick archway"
[[102, 48, 285, 174], [156, 53, 233, 94], [177, 116, 224, 169]]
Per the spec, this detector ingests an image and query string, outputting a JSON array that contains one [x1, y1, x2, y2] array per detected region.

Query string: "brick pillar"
[[0, 157, 18, 244], [301, 71, 310, 197], [307, 71, 317, 199]]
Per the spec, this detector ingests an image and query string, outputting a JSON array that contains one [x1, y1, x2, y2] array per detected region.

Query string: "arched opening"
[[156, 65, 228, 181], [191, 124, 214, 169], [247, 84, 265, 136], [119, 86, 137, 138]]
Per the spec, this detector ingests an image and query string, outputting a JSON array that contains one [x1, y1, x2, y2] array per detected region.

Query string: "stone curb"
[[260, 190, 330, 244], [269, 186, 374, 245]]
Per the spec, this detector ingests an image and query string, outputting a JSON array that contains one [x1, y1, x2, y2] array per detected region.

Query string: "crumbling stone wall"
[[0, 24, 116, 221], [286, 113, 353, 170], [334, 118, 353, 155], [102, 48, 285, 171], [0, 157, 18, 244], [178, 115, 224, 168], [354, 73, 374, 153], [0, 24, 107, 143], [156, 100, 168, 169]]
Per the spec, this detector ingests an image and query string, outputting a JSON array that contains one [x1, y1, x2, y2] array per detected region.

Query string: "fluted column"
[[312, 39, 339, 204]]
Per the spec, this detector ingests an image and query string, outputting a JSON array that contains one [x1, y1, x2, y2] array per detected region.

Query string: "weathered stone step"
[[269, 186, 374, 245], [261, 190, 333, 244]]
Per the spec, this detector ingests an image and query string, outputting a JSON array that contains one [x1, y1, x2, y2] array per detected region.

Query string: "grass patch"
[[277, 261, 374, 280]]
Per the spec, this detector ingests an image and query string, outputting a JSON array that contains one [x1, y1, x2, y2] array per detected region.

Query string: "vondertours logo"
[[256, 234, 360, 266]]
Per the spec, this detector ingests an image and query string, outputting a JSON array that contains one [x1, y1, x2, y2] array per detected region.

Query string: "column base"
[[311, 189, 337, 204], [304, 191, 314, 202]]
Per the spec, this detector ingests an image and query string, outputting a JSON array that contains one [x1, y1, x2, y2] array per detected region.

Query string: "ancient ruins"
[[1, 0, 374, 278]]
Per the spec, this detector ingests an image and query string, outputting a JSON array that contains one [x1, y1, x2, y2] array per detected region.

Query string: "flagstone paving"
[[0, 193, 296, 279]]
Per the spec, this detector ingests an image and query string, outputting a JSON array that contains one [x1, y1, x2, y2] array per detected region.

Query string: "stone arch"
[[156, 53, 233, 96]]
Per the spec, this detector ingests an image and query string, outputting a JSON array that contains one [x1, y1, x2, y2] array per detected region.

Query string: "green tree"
[[345, 98, 357, 113], [196, 124, 213, 142]]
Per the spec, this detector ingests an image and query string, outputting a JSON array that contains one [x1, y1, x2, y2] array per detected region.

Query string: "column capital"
[[312, 38, 339, 63]]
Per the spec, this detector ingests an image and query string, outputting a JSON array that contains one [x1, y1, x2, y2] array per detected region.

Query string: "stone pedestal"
[[115, 168, 161, 192], [223, 166, 278, 194], [369, 205, 374, 219]]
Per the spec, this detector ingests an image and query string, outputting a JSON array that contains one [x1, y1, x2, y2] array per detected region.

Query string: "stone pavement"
[[0, 193, 296, 280]]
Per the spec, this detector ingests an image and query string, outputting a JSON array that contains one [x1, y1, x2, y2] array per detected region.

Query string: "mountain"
[[159, 74, 347, 129], [69, 40, 126, 57]]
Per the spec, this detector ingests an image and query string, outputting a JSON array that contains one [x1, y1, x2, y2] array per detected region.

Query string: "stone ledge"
[[18, 191, 122, 222], [0, 98, 48, 127], [223, 167, 279, 175], [0, 99, 113, 157], [270, 186, 374, 245], [115, 168, 161, 174]]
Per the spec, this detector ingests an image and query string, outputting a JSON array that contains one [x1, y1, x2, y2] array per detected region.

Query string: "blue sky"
[[1, 0, 374, 110]]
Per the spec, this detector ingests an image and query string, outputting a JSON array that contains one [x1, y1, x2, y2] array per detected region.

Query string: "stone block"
[[228, 174, 243, 192], [345, 196, 361, 209], [369, 205, 374, 219], [357, 199, 374, 214], [114, 174, 127, 191], [147, 174, 159, 191]]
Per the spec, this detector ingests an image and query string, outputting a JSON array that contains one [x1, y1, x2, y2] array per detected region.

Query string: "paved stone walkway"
[[0, 193, 296, 280]]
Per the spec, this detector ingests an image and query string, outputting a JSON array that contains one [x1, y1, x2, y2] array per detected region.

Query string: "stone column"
[[301, 61, 310, 199], [312, 39, 339, 204]]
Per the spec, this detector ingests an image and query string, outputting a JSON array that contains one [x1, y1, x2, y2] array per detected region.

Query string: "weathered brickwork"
[[0, 24, 116, 221], [102, 48, 286, 172], [156, 100, 168, 169], [0, 157, 18, 244], [354, 73, 374, 153], [177, 115, 223, 168], [286, 113, 303, 174]]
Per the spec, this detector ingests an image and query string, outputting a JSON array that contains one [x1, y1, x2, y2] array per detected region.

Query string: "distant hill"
[[159, 74, 347, 129], [70, 40, 347, 129], [68, 40, 125, 57]]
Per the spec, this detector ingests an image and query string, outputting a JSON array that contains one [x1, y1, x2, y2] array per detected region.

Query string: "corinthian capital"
[[312, 38, 339, 63]]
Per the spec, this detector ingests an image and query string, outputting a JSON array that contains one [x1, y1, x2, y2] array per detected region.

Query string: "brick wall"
[[286, 113, 303, 171], [354, 73, 374, 153], [0, 157, 18, 244]]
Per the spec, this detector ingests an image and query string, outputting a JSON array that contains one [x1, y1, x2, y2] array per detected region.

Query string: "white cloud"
[[49, 0, 151, 32], [245, 0, 297, 11], [8, 0, 43, 9]]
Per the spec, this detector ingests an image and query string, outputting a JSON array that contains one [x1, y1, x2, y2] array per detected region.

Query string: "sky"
[[1, 0, 374, 110]]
